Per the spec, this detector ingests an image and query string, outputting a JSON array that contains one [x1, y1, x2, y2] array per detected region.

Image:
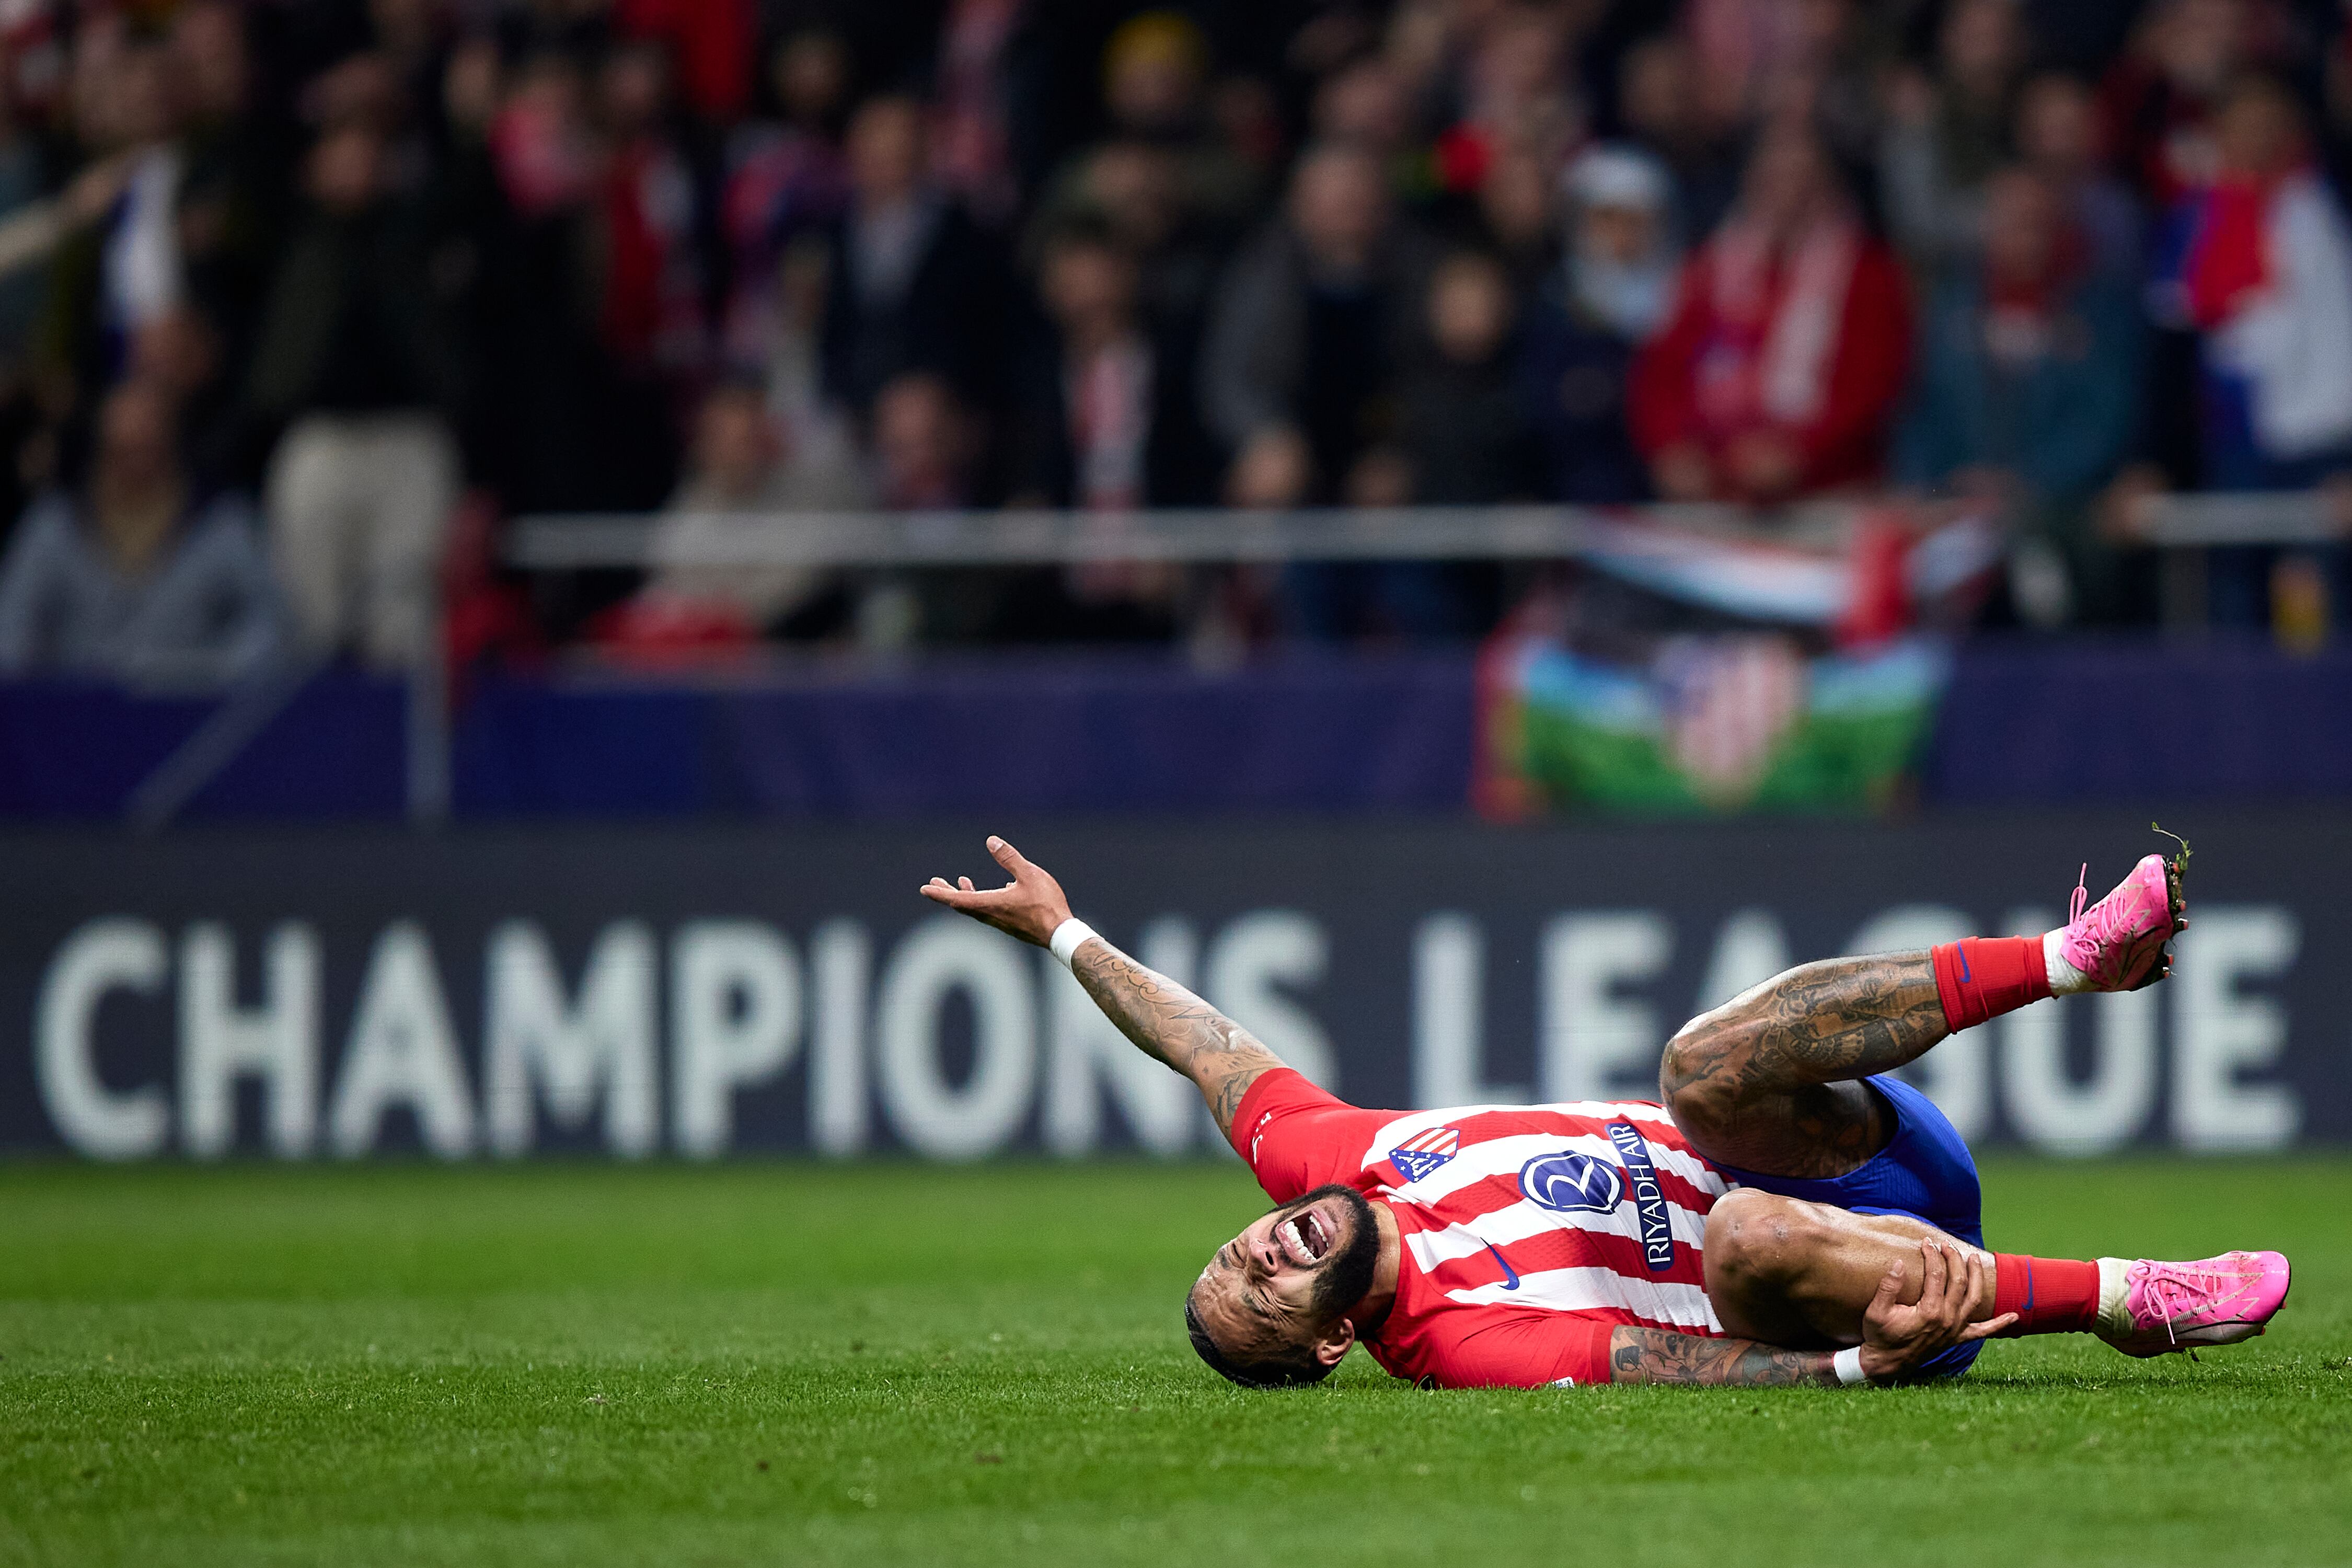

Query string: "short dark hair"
[[1184, 1293, 1335, 1390]]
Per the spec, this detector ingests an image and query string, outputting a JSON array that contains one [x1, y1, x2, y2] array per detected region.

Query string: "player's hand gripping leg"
[[1701, 1189, 2015, 1359]]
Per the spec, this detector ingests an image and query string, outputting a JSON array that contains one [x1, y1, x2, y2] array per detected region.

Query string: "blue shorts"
[[1711, 1075, 1987, 1379]]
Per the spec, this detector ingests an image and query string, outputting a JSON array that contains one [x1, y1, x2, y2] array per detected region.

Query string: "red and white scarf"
[[1693, 213, 1859, 432]]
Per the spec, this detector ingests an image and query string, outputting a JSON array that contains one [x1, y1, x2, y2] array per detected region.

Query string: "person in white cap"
[[1518, 143, 1680, 503]]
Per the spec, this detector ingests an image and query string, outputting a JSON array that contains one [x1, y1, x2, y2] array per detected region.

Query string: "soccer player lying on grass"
[[922, 836, 2291, 1390]]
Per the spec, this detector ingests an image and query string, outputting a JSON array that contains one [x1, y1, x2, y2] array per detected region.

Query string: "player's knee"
[[1703, 1189, 1828, 1293], [1659, 1020, 1737, 1133]]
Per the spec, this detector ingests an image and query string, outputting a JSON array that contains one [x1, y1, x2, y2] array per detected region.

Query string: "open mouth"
[[1276, 1205, 1333, 1267]]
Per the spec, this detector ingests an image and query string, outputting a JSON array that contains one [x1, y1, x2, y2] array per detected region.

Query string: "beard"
[[1282, 1183, 1383, 1320], [1569, 252, 1675, 341]]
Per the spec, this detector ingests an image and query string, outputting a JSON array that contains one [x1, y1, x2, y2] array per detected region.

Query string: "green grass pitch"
[[3, 1157, 2348, 1568]]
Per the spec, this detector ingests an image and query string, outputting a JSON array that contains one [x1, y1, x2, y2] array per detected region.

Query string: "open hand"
[[1858, 1240, 2017, 1381], [919, 836, 1074, 948]]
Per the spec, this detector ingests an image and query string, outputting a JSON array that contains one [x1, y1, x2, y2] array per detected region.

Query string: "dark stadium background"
[[0, 0, 2342, 1159]]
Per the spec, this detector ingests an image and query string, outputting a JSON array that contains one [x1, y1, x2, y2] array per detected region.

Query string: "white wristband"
[[1832, 1346, 1867, 1386], [1047, 918, 1099, 970]]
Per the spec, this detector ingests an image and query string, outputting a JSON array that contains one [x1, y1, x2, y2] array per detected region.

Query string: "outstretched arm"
[[920, 836, 1284, 1136]]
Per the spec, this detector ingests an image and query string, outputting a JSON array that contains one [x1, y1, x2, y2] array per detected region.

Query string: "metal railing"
[[127, 493, 2340, 833], [507, 492, 2338, 567], [504, 501, 1862, 571]]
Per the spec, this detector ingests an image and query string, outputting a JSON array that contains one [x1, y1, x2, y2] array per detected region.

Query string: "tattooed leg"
[[1701, 1189, 1995, 1349], [1658, 950, 1949, 1178]]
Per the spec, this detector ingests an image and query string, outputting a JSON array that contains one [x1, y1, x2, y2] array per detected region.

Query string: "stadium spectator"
[[1520, 143, 1679, 504], [595, 40, 712, 385], [871, 371, 979, 512], [607, 378, 871, 653], [1616, 33, 1739, 246], [1200, 142, 1441, 506], [1879, 0, 2028, 274], [1473, 141, 1563, 301], [613, 0, 756, 125], [1630, 120, 1913, 504], [2153, 72, 2352, 625], [477, 47, 642, 514], [1101, 10, 1261, 230], [39, 31, 187, 403], [1686, 0, 1888, 165], [1012, 216, 1214, 509], [166, 0, 284, 366], [2014, 71, 2145, 281], [1027, 138, 1225, 351], [1292, 247, 1532, 641], [928, 0, 1029, 226], [246, 121, 463, 670], [719, 30, 851, 368], [1393, 250, 1538, 507], [820, 94, 1010, 417], [755, 235, 868, 523], [1269, 248, 1527, 646], [0, 377, 281, 682], [1898, 167, 2145, 626], [2099, 0, 2252, 210], [590, 36, 713, 514]]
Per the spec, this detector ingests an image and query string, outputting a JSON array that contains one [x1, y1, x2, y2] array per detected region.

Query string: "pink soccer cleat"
[[2099, 1251, 2292, 1358], [2055, 852, 2186, 991]]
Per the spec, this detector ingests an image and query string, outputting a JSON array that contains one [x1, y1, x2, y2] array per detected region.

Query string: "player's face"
[[1190, 1185, 1377, 1362]]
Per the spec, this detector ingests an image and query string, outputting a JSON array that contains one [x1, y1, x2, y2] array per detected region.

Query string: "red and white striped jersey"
[[1230, 1068, 1731, 1388]]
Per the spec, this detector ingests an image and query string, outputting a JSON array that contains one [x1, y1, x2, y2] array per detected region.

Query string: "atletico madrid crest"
[[1390, 1126, 1460, 1183]]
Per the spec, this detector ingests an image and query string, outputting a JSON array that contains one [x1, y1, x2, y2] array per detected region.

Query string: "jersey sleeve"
[[1416, 1308, 1624, 1389], [1226, 1068, 1397, 1205]]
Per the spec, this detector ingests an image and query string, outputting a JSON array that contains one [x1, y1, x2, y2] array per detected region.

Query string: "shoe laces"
[[2068, 862, 2154, 961], [2135, 1258, 2248, 1341]]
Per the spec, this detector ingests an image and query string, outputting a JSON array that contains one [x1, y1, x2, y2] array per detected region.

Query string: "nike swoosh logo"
[[1956, 946, 1972, 982], [1482, 1241, 1520, 1290]]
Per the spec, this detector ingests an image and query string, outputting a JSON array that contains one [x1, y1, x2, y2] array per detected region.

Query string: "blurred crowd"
[[2, 0, 2351, 678]]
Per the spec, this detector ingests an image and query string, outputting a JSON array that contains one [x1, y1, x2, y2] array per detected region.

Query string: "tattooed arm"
[[1607, 1238, 2001, 1386], [1608, 1327, 1841, 1386], [1069, 941, 1283, 1133], [919, 835, 1282, 1135]]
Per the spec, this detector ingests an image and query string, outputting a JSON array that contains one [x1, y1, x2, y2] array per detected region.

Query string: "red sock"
[[1990, 1254, 2102, 1335], [1930, 937, 2051, 1031]]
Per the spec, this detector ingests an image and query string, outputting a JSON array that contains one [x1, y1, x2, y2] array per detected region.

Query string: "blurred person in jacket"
[[1392, 251, 1539, 508], [609, 378, 874, 652], [2151, 72, 2352, 626], [0, 376, 281, 682], [1898, 167, 2145, 626], [2015, 72, 2146, 282], [1879, 0, 2028, 275], [999, 216, 1206, 642], [1200, 142, 1440, 506], [245, 121, 463, 668], [1616, 34, 1740, 248], [1013, 214, 1214, 510], [2099, 0, 2253, 212], [1519, 143, 1679, 504], [719, 30, 851, 368], [1630, 120, 1912, 505], [821, 94, 1010, 418]]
